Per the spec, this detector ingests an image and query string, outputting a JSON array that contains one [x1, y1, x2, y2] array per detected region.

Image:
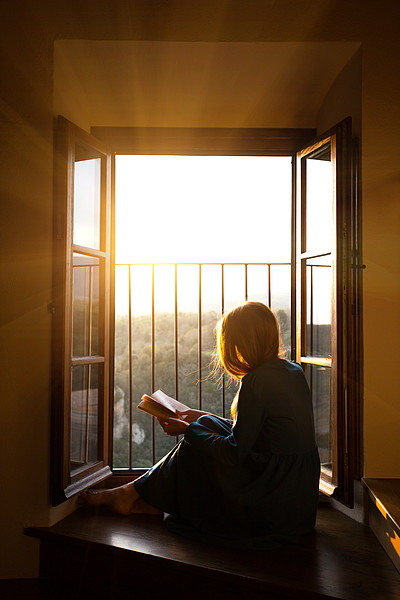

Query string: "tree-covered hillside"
[[113, 308, 291, 468]]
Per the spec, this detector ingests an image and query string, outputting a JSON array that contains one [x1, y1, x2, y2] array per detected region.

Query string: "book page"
[[150, 390, 190, 414], [137, 396, 177, 420]]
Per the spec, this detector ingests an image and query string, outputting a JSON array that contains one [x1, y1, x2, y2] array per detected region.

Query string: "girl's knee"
[[197, 414, 232, 434], [197, 414, 215, 428]]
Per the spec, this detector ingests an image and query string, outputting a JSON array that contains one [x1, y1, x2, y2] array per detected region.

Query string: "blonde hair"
[[215, 302, 283, 417]]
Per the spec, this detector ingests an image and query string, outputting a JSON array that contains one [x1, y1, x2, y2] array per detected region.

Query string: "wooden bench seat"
[[25, 504, 400, 600]]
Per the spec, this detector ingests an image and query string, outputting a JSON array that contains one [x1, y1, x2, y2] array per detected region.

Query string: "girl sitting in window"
[[81, 301, 320, 548]]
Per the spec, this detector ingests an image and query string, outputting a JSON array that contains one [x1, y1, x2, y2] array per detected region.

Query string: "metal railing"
[[113, 262, 291, 470]]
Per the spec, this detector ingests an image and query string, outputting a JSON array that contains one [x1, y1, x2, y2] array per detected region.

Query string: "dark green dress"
[[134, 359, 320, 548]]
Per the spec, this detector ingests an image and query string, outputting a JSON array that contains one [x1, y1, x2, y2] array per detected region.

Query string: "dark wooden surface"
[[25, 504, 400, 600], [363, 478, 400, 530], [363, 478, 400, 574]]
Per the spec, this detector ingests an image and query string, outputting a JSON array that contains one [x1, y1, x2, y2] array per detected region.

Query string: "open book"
[[137, 389, 190, 421]]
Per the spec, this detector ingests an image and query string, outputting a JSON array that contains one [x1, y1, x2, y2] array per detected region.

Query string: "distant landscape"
[[71, 290, 330, 470], [113, 307, 291, 468]]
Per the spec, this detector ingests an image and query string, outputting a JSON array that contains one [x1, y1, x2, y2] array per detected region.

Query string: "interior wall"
[[361, 36, 400, 477], [53, 42, 93, 132], [317, 49, 362, 137], [53, 40, 359, 129], [1, 0, 400, 580], [0, 22, 54, 578]]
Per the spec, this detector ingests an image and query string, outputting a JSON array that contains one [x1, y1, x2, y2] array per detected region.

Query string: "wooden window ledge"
[[363, 477, 400, 575], [25, 504, 400, 600]]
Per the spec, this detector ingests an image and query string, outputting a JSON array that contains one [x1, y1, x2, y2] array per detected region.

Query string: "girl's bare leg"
[[79, 481, 162, 516]]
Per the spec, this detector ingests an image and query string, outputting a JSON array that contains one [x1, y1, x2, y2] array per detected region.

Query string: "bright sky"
[[109, 154, 332, 322], [115, 155, 292, 264]]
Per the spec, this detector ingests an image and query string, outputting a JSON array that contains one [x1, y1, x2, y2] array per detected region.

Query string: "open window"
[[295, 118, 362, 505], [51, 117, 114, 504], [51, 117, 361, 507]]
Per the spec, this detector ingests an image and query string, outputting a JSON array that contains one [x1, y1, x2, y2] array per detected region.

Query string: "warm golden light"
[[115, 155, 292, 264]]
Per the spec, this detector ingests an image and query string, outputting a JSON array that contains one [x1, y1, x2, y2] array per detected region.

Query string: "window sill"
[[63, 466, 112, 499], [25, 504, 399, 599]]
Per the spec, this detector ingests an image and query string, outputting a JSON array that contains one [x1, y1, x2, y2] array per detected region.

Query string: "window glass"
[[73, 153, 101, 249], [306, 364, 332, 473], [70, 363, 99, 473], [305, 255, 332, 358], [305, 144, 333, 254], [72, 253, 100, 357]]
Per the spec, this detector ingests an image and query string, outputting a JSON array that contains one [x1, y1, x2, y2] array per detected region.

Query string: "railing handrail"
[[115, 261, 291, 266]]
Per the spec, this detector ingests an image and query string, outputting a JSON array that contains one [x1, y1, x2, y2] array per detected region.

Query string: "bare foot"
[[79, 482, 162, 516]]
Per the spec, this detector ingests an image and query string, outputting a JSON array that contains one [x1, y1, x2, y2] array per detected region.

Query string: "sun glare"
[[114, 154, 295, 317], [115, 155, 292, 265]]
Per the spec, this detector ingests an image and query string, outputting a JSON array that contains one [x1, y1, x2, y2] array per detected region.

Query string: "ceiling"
[[54, 40, 360, 129]]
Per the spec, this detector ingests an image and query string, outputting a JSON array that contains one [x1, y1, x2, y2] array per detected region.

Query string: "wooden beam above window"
[[91, 127, 316, 155]]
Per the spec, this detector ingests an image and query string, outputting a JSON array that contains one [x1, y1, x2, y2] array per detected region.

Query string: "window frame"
[[295, 118, 362, 505], [51, 116, 114, 505], [52, 121, 362, 507], [93, 125, 315, 481]]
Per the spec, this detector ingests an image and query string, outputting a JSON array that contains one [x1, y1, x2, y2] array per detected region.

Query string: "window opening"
[[53, 118, 360, 506], [113, 155, 292, 470]]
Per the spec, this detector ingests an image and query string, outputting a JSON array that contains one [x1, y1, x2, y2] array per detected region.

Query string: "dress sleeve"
[[184, 373, 267, 466]]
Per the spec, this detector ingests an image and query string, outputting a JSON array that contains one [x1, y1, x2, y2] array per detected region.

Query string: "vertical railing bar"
[[174, 264, 179, 445], [310, 265, 314, 358], [151, 264, 156, 464], [268, 263, 272, 308], [128, 265, 133, 471], [198, 263, 202, 411], [245, 263, 248, 301], [221, 263, 225, 418], [175, 264, 179, 401]]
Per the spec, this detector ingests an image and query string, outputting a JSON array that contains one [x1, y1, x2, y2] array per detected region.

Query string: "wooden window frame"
[[295, 118, 362, 506], [92, 126, 316, 482], [51, 116, 114, 505], [51, 122, 361, 507]]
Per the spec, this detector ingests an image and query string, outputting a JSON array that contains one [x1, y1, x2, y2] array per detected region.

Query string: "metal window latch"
[[48, 303, 56, 315]]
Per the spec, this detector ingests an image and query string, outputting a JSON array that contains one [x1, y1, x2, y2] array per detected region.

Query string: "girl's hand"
[[176, 408, 211, 424], [157, 417, 189, 436]]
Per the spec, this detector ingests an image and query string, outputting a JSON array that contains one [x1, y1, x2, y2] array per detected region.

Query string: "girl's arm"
[[177, 408, 213, 423], [157, 417, 189, 436], [184, 374, 266, 466], [158, 408, 227, 436]]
